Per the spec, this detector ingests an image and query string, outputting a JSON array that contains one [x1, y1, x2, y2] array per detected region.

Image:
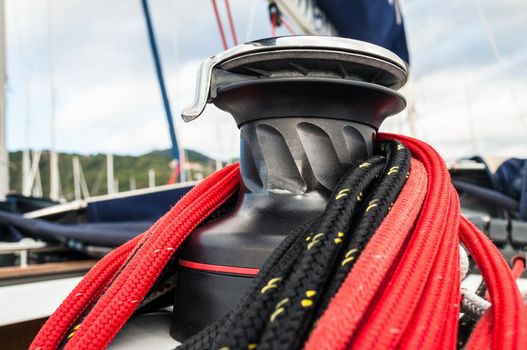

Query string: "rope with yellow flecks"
[[178, 140, 410, 350]]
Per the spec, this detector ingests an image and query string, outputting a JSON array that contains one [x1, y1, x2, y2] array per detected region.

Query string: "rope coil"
[[31, 135, 527, 350]]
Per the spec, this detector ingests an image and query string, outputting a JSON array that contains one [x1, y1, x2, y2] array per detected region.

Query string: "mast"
[[22, 150, 30, 194], [106, 153, 115, 194], [24, 151, 42, 196], [140, 0, 186, 182], [48, 0, 60, 200], [73, 156, 90, 200], [148, 169, 155, 188], [73, 157, 81, 200], [0, 0, 8, 200]]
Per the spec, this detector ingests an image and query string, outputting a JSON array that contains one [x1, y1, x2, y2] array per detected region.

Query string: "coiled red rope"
[[31, 164, 240, 350], [304, 133, 527, 350], [32, 134, 527, 349]]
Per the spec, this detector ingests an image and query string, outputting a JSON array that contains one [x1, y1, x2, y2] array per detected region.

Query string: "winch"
[[171, 36, 408, 340], [31, 35, 527, 350]]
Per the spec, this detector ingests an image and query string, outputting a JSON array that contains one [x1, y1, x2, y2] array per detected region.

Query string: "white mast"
[[72, 156, 89, 200], [33, 165, 43, 197], [72, 156, 90, 200], [48, 0, 60, 200], [24, 150, 42, 196], [148, 169, 156, 188], [22, 150, 30, 193], [106, 153, 115, 194], [73, 157, 81, 200], [0, 0, 9, 200]]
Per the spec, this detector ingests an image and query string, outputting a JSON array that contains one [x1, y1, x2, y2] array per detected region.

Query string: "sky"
[[4, 0, 527, 160]]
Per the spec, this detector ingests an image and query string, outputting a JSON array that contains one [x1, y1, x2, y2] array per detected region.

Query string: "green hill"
[[7, 149, 220, 201]]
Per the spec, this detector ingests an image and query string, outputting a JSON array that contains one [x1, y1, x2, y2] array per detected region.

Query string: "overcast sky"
[[4, 0, 527, 160]]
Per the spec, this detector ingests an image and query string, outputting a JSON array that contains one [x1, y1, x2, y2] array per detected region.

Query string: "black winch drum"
[[170, 36, 408, 340]]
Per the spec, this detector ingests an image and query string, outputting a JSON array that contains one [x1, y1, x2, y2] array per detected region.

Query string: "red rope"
[[30, 235, 141, 350], [30, 164, 240, 350], [460, 217, 527, 349], [304, 157, 429, 350], [211, 0, 228, 50], [349, 135, 458, 350], [271, 12, 277, 37], [32, 134, 527, 349], [223, 0, 238, 46], [512, 256, 526, 280], [167, 160, 180, 184], [305, 133, 527, 350]]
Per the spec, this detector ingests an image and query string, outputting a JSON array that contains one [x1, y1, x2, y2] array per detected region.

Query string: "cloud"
[[5, 0, 527, 161], [6, 0, 268, 159], [388, 0, 527, 158]]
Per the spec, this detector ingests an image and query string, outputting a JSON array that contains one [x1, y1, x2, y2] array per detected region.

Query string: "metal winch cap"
[[181, 36, 408, 129]]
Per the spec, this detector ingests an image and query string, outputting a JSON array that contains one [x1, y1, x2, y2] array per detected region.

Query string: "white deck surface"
[[0, 276, 82, 326], [109, 311, 180, 349]]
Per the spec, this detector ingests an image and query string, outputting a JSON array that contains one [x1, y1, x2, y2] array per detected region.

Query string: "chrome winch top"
[[181, 36, 409, 123]]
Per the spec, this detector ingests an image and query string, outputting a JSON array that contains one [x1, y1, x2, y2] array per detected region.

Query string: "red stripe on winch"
[[178, 259, 260, 276]]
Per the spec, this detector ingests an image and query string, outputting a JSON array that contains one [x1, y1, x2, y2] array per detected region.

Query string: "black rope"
[[179, 219, 319, 350], [257, 142, 410, 350], [316, 141, 411, 316], [178, 140, 411, 350]]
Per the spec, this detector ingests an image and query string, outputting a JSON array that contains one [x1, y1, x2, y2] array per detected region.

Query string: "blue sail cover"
[[315, 0, 410, 63]]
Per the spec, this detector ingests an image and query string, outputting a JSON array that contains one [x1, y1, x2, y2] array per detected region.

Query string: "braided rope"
[[315, 141, 411, 315], [32, 134, 527, 350], [178, 140, 410, 350], [31, 164, 241, 350], [258, 143, 410, 350], [211, 155, 388, 350], [304, 158, 428, 350]]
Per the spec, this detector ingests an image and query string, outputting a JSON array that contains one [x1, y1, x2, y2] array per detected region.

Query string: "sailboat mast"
[[0, 0, 8, 201], [48, 0, 60, 200], [141, 0, 185, 182], [107, 153, 115, 194]]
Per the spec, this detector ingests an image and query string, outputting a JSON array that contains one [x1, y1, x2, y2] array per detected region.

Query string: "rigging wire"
[[211, 0, 228, 50], [223, 0, 238, 46], [280, 17, 296, 35], [245, 0, 258, 42], [271, 12, 277, 37], [269, 4, 296, 37], [473, 0, 527, 135], [12, 0, 32, 149], [269, 3, 279, 37]]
